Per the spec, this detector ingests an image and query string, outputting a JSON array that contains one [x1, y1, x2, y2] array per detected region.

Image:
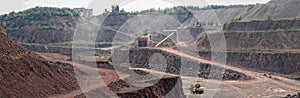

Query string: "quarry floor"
[[38, 48, 300, 98]]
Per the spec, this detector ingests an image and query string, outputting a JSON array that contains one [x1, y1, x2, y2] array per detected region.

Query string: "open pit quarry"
[[0, 0, 299, 97], [35, 45, 300, 98]]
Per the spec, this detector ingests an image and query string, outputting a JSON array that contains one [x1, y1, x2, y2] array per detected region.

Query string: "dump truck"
[[190, 83, 205, 94]]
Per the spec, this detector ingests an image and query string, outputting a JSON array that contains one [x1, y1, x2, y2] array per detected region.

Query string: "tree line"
[[106, 4, 257, 16], [0, 6, 79, 21]]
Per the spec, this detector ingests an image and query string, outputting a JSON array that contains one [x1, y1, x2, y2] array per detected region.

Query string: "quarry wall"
[[197, 19, 300, 78]]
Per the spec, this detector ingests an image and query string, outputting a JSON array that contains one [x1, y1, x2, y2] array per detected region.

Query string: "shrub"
[[231, 16, 242, 22], [247, 4, 256, 11], [9, 54, 21, 60], [164, 41, 175, 47], [267, 14, 273, 20], [37, 22, 56, 30]]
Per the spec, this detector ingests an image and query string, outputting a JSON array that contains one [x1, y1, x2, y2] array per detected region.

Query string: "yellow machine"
[[191, 83, 204, 94], [77, 55, 112, 65]]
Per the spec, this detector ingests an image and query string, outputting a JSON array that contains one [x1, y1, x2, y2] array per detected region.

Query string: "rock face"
[[114, 76, 185, 98], [75, 75, 185, 98], [4, 16, 77, 44], [196, 19, 300, 78], [198, 19, 300, 51], [0, 24, 79, 97], [199, 51, 300, 75], [224, 19, 300, 31], [112, 48, 250, 81], [243, 0, 300, 20], [197, 30, 300, 51]]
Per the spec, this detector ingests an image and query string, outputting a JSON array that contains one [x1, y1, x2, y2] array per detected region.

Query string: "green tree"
[[231, 16, 242, 22], [267, 14, 273, 20]]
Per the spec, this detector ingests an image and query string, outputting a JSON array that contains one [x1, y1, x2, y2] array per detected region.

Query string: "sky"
[[0, 0, 271, 15]]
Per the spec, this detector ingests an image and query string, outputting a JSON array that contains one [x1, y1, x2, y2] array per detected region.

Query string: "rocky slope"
[[196, 18, 300, 79], [192, 7, 248, 24], [243, 0, 300, 20], [0, 23, 79, 97], [198, 19, 300, 51], [224, 18, 300, 31]]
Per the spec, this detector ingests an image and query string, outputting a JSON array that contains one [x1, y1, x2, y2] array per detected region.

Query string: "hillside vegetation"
[[0, 7, 78, 44], [107, 5, 255, 16], [0, 6, 79, 21]]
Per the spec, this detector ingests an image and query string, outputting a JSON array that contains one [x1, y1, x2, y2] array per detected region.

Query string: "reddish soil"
[[38, 53, 120, 98], [0, 24, 79, 97], [38, 53, 184, 98], [38, 47, 300, 97]]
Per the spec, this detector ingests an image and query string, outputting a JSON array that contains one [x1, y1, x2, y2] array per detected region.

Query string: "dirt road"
[[38, 53, 119, 98], [154, 47, 300, 97], [38, 47, 300, 98]]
